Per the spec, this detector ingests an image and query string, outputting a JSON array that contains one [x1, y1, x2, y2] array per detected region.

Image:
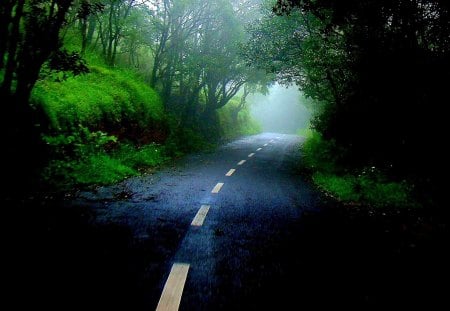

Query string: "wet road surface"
[[10, 133, 448, 310]]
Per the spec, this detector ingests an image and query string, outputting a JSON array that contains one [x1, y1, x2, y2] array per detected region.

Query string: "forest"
[[1, 0, 449, 208], [2, 0, 450, 309]]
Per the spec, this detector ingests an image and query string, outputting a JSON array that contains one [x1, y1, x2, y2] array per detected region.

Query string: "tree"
[[94, 0, 137, 65], [147, 0, 269, 130], [248, 0, 450, 184], [0, 0, 87, 191]]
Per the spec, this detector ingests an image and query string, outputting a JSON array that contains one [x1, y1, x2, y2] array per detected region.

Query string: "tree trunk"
[[86, 15, 96, 46], [80, 19, 88, 55], [1, 0, 24, 93], [0, 1, 15, 70]]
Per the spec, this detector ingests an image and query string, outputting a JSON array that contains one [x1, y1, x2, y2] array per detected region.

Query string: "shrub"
[[31, 65, 163, 133]]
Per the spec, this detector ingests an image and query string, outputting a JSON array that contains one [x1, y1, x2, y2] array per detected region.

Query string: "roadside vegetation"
[[246, 0, 449, 210], [1, 0, 263, 192], [1, 0, 448, 210], [300, 130, 415, 208], [32, 50, 260, 189]]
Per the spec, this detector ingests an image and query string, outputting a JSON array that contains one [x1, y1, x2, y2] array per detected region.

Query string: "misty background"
[[249, 83, 311, 134]]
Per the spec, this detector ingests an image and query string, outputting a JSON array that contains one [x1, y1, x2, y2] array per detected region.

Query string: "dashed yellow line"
[[237, 160, 246, 165], [225, 169, 236, 176], [248, 153, 255, 157], [156, 263, 190, 311], [211, 182, 224, 193], [191, 205, 210, 227]]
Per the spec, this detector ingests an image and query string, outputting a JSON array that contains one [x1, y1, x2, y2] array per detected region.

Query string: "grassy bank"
[[300, 130, 416, 208], [30, 48, 169, 190], [32, 53, 259, 189]]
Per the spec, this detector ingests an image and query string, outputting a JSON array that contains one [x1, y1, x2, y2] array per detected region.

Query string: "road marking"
[[276, 136, 281, 139], [211, 182, 224, 193], [270, 139, 274, 143], [263, 143, 268, 146], [156, 263, 190, 311], [256, 148, 262, 151], [237, 160, 246, 165], [248, 153, 255, 157], [225, 169, 236, 176], [191, 205, 210, 227]]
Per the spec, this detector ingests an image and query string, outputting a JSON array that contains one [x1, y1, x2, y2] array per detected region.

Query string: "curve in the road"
[[155, 135, 282, 311]]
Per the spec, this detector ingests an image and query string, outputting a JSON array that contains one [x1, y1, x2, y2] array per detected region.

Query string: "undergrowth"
[[301, 130, 416, 208]]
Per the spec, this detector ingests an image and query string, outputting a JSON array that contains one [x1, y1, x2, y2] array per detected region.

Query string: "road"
[[28, 133, 447, 310], [72, 132, 324, 310]]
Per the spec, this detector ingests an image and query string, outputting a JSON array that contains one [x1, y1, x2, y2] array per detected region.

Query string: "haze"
[[249, 83, 311, 134]]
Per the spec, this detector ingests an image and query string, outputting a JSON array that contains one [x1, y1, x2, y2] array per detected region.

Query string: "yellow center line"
[[237, 160, 246, 165], [256, 148, 262, 151], [248, 153, 255, 157], [156, 263, 190, 311], [225, 169, 236, 176], [191, 205, 210, 227], [263, 143, 268, 146], [211, 182, 224, 193]]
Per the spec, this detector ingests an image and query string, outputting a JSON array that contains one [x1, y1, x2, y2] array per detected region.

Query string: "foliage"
[[32, 65, 163, 134], [164, 126, 214, 157], [301, 131, 343, 174], [313, 172, 413, 208], [43, 128, 168, 188], [0, 0, 91, 190], [113, 143, 167, 170], [43, 126, 118, 158], [250, 0, 450, 167], [243, 0, 450, 206], [218, 97, 262, 139], [59, 155, 137, 186], [302, 130, 415, 208]]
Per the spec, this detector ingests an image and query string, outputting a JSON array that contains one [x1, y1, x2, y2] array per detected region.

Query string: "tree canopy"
[[246, 0, 450, 184]]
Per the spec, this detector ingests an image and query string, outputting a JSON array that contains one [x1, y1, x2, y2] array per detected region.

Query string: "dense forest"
[[1, 0, 449, 208], [2, 1, 449, 309], [247, 0, 449, 208], [1, 0, 265, 192]]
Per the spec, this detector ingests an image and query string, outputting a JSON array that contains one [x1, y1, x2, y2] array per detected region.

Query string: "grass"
[[43, 142, 168, 188], [32, 31, 261, 189], [313, 172, 412, 207], [31, 65, 163, 132], [302, 130, 415, 208], [31, 40, 169, 189]]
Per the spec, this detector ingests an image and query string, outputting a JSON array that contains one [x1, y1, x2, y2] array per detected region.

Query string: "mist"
[[249, 83, 311, 134]]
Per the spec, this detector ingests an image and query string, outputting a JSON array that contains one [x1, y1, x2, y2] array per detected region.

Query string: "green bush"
[[42, 127, 168, 188], [43, 126, 118, 158], [31, 65, 163, 132], [34, 55, 168, 189], [113, 143, 167, 169], [71, 155, 137, 185], [301, 130, 343, 174]]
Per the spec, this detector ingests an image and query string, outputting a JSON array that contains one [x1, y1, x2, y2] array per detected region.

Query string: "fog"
[[249, 83, 311, 134]]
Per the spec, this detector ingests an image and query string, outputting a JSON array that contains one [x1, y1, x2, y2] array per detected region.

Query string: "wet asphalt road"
[[70, 132, 325, 310], [16, 133, 447, 310]]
